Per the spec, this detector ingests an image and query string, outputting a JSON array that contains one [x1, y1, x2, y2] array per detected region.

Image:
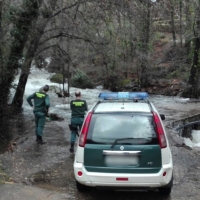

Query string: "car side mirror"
[[160, 114, 165, 120]]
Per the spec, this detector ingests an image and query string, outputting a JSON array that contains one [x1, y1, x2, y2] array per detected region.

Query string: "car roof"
[[94, 101, 152, 113]]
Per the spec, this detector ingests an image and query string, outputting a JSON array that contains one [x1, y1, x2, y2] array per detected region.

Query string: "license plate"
[[104, 155, 139, 166]]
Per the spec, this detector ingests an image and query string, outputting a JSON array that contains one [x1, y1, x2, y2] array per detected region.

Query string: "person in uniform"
[[27, 85, 50, 144], [69, 90, 88, 152]]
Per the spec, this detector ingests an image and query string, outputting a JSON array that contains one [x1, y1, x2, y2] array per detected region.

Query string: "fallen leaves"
[[7, 141, 17, 152]]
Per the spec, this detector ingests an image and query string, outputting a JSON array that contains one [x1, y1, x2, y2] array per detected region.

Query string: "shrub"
[[71, 70, 94, 89], [103, 75, 123, 91], [50, 73, 65, 84], [121, 79, 131, 87]]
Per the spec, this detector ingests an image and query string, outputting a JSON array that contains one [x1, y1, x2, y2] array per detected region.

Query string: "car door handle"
[[103, 150, 141, 156]]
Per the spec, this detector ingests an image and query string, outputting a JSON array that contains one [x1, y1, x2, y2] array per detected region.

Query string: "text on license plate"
[[104, 155, 139, 166]]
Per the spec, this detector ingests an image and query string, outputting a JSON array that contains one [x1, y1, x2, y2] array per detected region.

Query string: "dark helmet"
[[43, 85, 49, 92]]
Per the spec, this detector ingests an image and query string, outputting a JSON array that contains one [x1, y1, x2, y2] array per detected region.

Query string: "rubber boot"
[[69, 142, 75, 153], [37, 136, 47, 145], [36, 135, 40, 143]]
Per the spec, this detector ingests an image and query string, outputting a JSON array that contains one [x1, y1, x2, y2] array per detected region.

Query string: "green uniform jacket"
[[27, 92, 50, 113], [70, 99, 88, 118]]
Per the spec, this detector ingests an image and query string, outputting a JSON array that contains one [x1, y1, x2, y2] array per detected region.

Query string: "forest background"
[[0, 0, 200, 145]]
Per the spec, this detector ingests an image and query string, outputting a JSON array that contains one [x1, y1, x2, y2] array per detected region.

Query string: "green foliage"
[[153, 32, 168, 47], [155, 32, 166, 40], [182, 72, 190, 83], [121, 79, 131, 87], [0, 163, 11, 184], [166, 65, 189, 82], [153, 21, 172, 32], [71, 70, 94, 89], [167, 70, 178, 78], [103, 74, 123, 91], [50, 73, 64, 84]]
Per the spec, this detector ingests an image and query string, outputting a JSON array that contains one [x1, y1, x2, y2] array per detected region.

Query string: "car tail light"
[[152, 111, 167, 148], [116, 178, 128, 181], [78, 171, 83, 176], [79, 112, 93, 147]]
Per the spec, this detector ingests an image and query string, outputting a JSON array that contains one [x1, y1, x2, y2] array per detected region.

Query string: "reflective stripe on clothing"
[[35, 92, 46, 98]]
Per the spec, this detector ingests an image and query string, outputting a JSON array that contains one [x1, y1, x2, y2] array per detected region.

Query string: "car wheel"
[[158, 187, 172, 195], [76, 181, 90, 192]]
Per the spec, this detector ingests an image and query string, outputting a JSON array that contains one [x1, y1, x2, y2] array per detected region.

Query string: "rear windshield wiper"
[[111, 137, 134, 148], [111, 137, 152, 148]]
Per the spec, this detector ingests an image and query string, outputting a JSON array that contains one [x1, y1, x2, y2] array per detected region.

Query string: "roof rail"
[[98, 92, 149, 100]]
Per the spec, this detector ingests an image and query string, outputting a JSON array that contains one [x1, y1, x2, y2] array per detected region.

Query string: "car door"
[[84, 113, 162, 174]]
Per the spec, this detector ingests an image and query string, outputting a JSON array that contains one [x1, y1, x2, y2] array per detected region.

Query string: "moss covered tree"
[[0, 0, 43, 146]]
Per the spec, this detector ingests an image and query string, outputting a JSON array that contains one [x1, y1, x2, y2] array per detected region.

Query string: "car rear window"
[[86, 113, 158, 145]]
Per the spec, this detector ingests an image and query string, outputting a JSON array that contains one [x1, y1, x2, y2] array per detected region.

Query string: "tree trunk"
[[169, 0, 176, 46], [188, 38, 200, 85], [179, 0, 183, 47], [11, 22, 47, 109], [12, 68, 30, 109], [12, 1, 57, 109], [186, 1, 200, 98], [0, 0, 42, 112], [185, 0, 193, 61], [140, 1, 151, 87]]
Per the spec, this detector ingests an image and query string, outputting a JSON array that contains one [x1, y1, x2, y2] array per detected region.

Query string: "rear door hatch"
[[84, 113, 162, 174]]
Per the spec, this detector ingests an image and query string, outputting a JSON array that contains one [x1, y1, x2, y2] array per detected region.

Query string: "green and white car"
[[73, 92, 173, 195]]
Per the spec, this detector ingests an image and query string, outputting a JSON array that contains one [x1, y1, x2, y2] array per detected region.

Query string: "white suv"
[[73, 92, 173, 195]]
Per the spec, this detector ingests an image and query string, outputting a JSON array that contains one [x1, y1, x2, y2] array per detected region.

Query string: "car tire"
[[158, 187, 172, 195], [76, 181, 90, 192], [158, 174, 173, 196]]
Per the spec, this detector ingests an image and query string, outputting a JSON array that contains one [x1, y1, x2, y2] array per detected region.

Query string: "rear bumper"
[[74, 162, 173, 188]]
